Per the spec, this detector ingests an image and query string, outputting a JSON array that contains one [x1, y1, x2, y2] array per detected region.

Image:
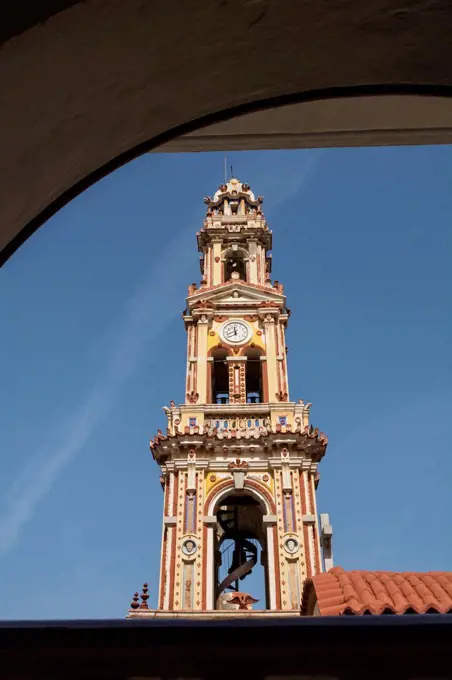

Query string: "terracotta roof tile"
[[301, 567, 452, 616]]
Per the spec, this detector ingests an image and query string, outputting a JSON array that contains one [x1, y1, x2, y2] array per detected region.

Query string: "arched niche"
[[204, 480, 278, 610], [222, 246, 249, 283]]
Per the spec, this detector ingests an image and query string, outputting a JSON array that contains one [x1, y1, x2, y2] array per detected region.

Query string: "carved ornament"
[[275, 391, 288, 402], [228, 458, 249, 470]]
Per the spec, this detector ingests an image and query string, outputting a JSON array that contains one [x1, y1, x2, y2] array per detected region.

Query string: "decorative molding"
[[228, 458, 249, 491], [181, 536, 198, 560], [283, 535, 300, 555], [228, 458, 249, 470], [275, 391, 288, 402]]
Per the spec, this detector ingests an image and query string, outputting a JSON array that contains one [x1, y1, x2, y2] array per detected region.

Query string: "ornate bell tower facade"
[[131, 179, 330, 617]]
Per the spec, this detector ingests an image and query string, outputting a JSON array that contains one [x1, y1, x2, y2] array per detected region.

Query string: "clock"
[[220, 320, 251, 345]]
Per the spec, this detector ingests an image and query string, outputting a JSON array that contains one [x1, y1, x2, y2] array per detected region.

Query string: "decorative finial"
[[140, 583, 150, 609], [228, 593, 259, 610], [130, 592, 140, 610]]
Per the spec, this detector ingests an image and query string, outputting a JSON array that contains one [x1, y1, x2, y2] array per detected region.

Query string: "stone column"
[[263, 514, 278, 609], [278, 322, 289, 399], [185, 322, 194, 396], [196, 315, 209, 403], [227, 356, 247, 404], [260, 355, 269, 402], [203, 515, 217, 610], [212, 239, 222, 285], [159, 471, 177, 609], [263, 314, 278, 402], [247, 239, 258, 284]]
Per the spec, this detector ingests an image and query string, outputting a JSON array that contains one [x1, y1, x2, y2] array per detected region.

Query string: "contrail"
[[0, 151, 326, 555], [0, 232, 193, 555]]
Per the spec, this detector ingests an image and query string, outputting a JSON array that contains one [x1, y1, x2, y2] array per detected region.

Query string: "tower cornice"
[[150, 425, 327, 465], [186, 280, 285, 304], [197, 224, 272, 253]]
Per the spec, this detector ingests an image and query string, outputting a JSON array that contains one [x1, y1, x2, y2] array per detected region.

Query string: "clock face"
[[221, 321, 250, 344]]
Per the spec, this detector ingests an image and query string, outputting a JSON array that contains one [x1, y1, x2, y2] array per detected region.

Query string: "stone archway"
[[2, 2, 452, 264], [204, 479, 278, 610]]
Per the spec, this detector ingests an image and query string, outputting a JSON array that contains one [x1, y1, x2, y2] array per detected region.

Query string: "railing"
[[214, 392, 261, 405], [205, 416, 268, 431]]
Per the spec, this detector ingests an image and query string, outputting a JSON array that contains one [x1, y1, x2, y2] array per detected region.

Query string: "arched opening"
[[244, 347, 263, 403], [224, 247, 248, 282], [214, 493, 268, 610], [211, 348, 229, 404]]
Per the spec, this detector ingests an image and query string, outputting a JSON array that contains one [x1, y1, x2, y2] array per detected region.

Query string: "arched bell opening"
[[223, 247, 248, 282], [213, 493, 269, 610], [244, 346, 264, 403], [210, 348, 229, 404]]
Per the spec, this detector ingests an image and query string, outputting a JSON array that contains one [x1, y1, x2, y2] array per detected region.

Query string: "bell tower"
[[128, 178, 331, 617]]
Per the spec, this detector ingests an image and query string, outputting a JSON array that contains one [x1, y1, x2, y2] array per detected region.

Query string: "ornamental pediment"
[[187, 281, 285, 308]]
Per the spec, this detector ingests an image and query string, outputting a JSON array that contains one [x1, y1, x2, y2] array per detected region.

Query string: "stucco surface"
[[2, 0, 452, 263]]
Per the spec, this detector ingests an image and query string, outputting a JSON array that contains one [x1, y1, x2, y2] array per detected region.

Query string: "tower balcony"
[[203, 402, 271, 434], [162, 400, 313, 438]]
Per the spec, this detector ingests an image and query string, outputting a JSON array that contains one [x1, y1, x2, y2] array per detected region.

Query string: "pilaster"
[[247, 239, 258, 284], [212, 239, 222, 285], [227, 356, 247, 404], [263, 314, 279, 402], [195, 316, 209, 404]]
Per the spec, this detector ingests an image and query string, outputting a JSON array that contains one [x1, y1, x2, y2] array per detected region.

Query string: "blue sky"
[[1, 146, 451, 619]]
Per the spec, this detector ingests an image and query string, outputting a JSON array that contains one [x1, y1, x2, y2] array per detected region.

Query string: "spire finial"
[[130, 592, 140, 610], [140, 583, 150, 609]]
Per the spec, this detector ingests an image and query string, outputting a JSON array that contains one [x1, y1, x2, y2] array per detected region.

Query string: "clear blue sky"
[[1, 146, 451, 619]]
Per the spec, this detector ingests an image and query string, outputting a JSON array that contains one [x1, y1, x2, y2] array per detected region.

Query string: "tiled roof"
[[301, 567, 452, 616]]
